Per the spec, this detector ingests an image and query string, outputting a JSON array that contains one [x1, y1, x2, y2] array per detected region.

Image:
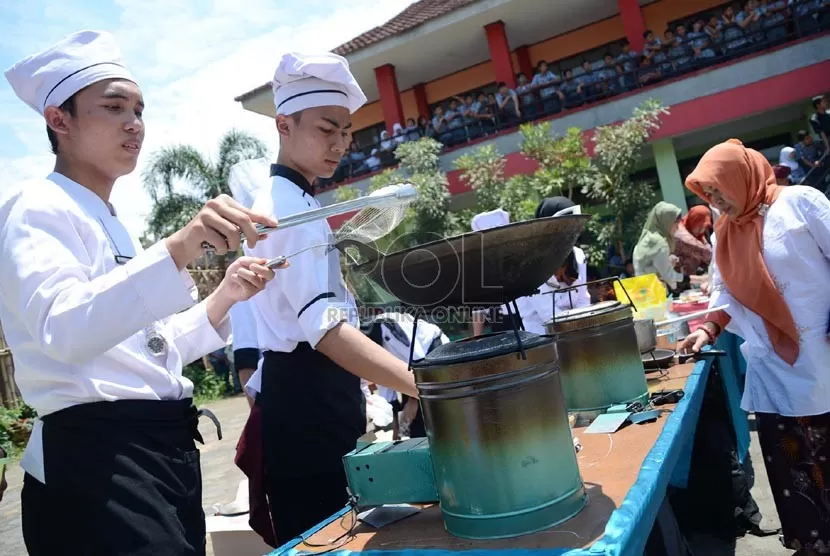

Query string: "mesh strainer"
[[264, 183, 417, 268]]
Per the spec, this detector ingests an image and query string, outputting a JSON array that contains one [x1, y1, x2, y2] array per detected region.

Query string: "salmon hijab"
[[682, 205, 712, 242], [685, 139, 798, 365]]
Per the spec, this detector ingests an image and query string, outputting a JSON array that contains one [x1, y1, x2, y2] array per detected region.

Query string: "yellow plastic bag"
[[614, 274, 667, 319]]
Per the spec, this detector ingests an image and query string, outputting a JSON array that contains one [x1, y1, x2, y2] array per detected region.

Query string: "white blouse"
[[709, 186, 830, 416]]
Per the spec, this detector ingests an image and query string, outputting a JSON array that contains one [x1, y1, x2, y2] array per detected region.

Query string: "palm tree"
[[142, 130, 269, 243]]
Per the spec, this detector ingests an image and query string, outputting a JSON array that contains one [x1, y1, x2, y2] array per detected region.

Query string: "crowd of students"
[[328, 0, 829, 186]]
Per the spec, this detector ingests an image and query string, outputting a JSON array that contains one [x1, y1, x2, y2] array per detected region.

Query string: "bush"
[[0, 403, 37, 456], [183, 361, 226, 402]]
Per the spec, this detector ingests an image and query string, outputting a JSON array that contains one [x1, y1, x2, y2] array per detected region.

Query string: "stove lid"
[[556, 300, 622, 322], [547, 300, 633, 333], [411, 331, 551, 368]]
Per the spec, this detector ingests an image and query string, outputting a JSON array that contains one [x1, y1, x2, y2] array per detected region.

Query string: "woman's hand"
[[679, 329, 711, 354], [699, 281, 711, 295]]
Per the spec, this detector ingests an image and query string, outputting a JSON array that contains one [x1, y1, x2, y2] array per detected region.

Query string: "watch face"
[[146, 334, 167, 357]]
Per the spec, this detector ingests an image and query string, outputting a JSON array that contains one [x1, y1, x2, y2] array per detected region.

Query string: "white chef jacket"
[[0, 173, 230, 483], [244, 170, 358, 354], [515, 246, 591, 334], [710, 186, 830, 416]]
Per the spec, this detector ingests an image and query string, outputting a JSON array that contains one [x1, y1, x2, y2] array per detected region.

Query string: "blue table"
[[270, 351, 745, 556]]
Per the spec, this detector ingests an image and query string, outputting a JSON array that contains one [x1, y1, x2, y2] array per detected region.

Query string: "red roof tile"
[[332, 0, 480, 56]]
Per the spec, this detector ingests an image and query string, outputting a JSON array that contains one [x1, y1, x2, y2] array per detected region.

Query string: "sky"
[[0, 0, 418, 237]]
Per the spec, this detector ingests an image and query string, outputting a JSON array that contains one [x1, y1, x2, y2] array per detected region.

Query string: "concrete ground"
[[0, 397, 789, 555]]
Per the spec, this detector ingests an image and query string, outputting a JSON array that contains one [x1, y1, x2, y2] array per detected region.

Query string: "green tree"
[[454, 124, 593, 225], [142, 130, 269, 244], [454, 100, 667, 267], [582, 99, 668, 265]]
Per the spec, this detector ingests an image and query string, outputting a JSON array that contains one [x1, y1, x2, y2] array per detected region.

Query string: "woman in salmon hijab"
[[673, 204, 713, 275], [680, 139, 830, 556]]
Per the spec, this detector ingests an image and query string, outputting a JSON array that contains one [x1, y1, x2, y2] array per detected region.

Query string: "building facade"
[[236, 0, 829, 216]]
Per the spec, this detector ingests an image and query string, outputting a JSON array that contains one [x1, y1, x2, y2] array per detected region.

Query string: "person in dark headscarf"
[[535, 196, 580, 218]]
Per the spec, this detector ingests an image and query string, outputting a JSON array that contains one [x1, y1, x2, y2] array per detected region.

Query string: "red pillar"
[[413, 83, 431, 120], [374, 64, 405, 133], [514, 45, 534, 80], [618, 0, 646, 52], [484, 21, 516, 89]]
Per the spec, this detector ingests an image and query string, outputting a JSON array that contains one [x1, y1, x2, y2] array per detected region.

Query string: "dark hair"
[[406, 117, 416, 124], [516, 72, 525, 79], [497, 82, 506, 88], [643, 29, 653, 38], [536, 60, 548, 71], [798, 130, 809, 141], [604, 52, 613, 59], [46, 95, 77, 155], [560, 250, 579, 283], [814, 95, 826, 108]]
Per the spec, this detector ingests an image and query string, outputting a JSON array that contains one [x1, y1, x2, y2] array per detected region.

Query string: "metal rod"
[[504, 303, 526, 360], [407, 311, 421, 370]]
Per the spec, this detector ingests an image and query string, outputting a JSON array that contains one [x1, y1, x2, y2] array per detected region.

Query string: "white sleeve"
[[248, 222, 355, 349], [0, 195, 195, 365], [573, 249, 591, 309], [229, 300, 259, 350], [166, 301, 231, 366]]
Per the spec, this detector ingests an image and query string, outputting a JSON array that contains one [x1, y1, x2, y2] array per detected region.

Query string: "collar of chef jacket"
[[270, 163, 314, 196], [49, 172, 137, 264]]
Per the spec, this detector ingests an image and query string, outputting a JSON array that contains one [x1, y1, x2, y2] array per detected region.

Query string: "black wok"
[[340, 214, 590, 309]]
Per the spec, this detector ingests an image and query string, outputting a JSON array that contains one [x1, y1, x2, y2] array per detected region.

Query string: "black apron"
[[22, 399, 210, 556], [259, 344, 365, 543]]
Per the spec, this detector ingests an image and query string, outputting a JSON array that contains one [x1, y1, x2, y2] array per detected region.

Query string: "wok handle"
[[336, 238, 383, 266], [677, 349, 728, 363]]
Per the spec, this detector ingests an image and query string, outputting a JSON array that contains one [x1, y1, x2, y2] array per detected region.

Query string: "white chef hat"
[[5, 30, 136, 116], [471, 208, 510, 231], [228, 157, 273, 209], [272, 52, 366, 116]]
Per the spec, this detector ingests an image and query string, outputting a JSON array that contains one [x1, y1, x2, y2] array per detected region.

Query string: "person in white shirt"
[[363, 312, 449, 439], [227, 158, 273, 407], [241, 51, 417, 546], [681, 139, 830, 554], [515, 197, 591, 334], [470, 202, 590, 336], [1, 30, 280, 556]]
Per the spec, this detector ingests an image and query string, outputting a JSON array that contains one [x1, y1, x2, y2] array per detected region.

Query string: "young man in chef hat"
[[243, 51, 418, 545], [2, 30, 281, 555]]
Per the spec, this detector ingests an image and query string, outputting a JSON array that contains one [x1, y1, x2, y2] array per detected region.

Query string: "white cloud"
[[0, 0, 418, 237]]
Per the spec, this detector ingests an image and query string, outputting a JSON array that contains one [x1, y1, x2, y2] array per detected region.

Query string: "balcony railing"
[[318, 4, 828, 192]]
